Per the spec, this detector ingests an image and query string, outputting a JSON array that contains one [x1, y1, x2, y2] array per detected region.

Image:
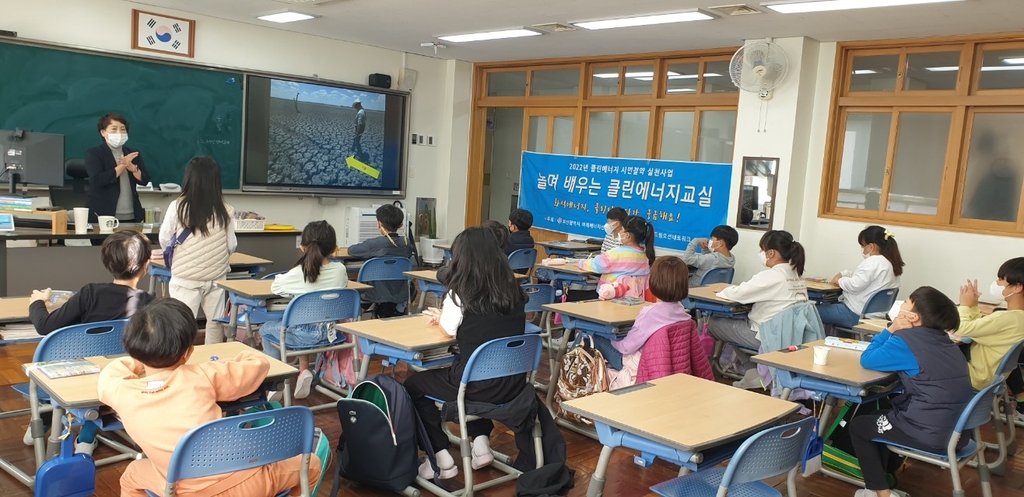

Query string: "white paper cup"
[[73, 208, 89, 234], [813, 346, 830, 366]]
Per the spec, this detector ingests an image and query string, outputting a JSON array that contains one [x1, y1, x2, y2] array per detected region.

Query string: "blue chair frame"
[[262, 289, 361, 410], [877, 381, 1000, 497], [418, 335, 544, 497], [356, 257, 414, 316], [837, 287, 899, 340], [214, 271, 287, 345], [976, 340, 1024, 476], [699, 267, 735, 286], [507, 248, 538, 278], [145, 406, 316, 497]]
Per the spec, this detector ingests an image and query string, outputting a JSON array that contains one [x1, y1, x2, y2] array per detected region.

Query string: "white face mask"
[[757, 251, 768, 267], [106, 133, 128, 148], [862, 251, 870, 260], [604, 223, 615, 235], [708, 240, 717, 254], [991, 281, 1008, 300]]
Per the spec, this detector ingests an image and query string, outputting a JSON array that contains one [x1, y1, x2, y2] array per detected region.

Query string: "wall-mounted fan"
[[729, 39, 789, 100]]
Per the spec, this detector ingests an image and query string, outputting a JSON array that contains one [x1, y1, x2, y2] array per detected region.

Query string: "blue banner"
[[519, 151, 733, 251]]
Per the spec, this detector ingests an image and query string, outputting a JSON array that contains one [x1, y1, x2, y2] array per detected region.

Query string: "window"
[[617, 111, 650, 158], [821, 38, 1024, 235], [622, 64, 654, 95], [665, 62, 700, 95], [531, 67, 581, 96], [590, 66, 619, 96], [586, 111, 614, 157], [703, 60, 738, 93], [698, 111, 737, 163], [487, 71, 527, 97], [659, 111, 696, 161]]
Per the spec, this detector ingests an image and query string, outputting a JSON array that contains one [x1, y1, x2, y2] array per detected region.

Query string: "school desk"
[[402, 270, 528, 311], [540, 299, 649, 427], [805, 278, 844, 304], [433, 243, 452, 260], [148, 252, 273, 296], [752, 339, 898, 487], [12, 342, 297, 488], [561, 373, 799, 497], [852, 318, 888, 338], [537, 261, 598, 291], [686, 282, 752, 318], [536, 240, 601, 258], [214, 279, 371, 345], [338, 314, 456, 381]]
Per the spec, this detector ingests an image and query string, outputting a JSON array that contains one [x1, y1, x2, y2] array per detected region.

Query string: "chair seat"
[[876, 438, 978, 461], [650, 468, 781, 497], [213, 310, 283, 326], [262, 334, 348, 350], [525, 322, 543, 334], [12, 382, 50, 403]]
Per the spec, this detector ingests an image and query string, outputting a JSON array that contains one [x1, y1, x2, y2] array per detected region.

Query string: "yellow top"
[[956, 307, 1024, 390]]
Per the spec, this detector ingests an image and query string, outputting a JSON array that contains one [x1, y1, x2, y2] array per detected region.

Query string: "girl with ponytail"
[[578, 214, 655, 298], [818, 225, 903, 328], [260, 220, 349, 399], [709, 230, 810, 389]]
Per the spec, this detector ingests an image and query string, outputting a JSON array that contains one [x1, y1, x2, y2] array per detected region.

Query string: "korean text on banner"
[[518, 151, 732, 251]]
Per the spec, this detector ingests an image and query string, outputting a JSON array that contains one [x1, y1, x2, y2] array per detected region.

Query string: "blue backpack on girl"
[[162, 228, 192, 269]]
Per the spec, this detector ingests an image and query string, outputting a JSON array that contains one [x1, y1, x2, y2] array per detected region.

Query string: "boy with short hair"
[[952, 258, 1024, 407], [678, 225, 738, 287], [99, 299, 322, 496], [506, 208, 535, 255], [601, 207, 628, 253], [349, 204, 413, 317]]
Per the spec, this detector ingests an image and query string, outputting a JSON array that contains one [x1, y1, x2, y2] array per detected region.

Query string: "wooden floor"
[[3, 340, 1024, 497]]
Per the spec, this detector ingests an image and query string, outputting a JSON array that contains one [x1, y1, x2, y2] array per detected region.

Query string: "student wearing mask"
[[85, 112, 151, 223], [678, 225, 738, 287], [818, 226, 903, 328], [601, 207, 628, 253]]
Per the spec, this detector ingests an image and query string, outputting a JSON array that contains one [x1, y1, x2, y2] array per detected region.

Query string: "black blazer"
[[85, 143, 151, 222]]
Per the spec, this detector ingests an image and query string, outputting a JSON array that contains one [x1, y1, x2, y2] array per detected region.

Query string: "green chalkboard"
[[0, 41, 243, 189]]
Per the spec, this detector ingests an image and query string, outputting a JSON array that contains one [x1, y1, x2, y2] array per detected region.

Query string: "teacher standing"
[[85, 112, 150, 223]]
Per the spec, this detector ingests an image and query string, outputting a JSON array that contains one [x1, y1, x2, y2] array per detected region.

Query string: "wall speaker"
[[368, 73, 392, 89], [398, 68, 418, 92]]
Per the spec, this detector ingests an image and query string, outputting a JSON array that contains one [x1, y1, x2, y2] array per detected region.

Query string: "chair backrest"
[[34, 320, 128, 362], [356, 257, 413, 284], [164, 406, 314, 488], [65, 159, 88, 180], [507, 248, 538, 274], [699, 267, 735, 286], [261, 271, 287, 280], [861, 287, 900, 318], [282, 289, 361, 328], [720, 417, 815, 489], [522, 284, 555, 314], [957, 380, 1002, 433], [996, 340, 1024, 376], [460, 335, 543, 384]]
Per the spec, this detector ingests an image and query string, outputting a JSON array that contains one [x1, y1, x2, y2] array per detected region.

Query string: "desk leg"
[[0, 240, 7, 297], [545, 326, 574, 416], [780, 387, 793, 401], [586, 445, 614, 497], [45, 405, 65, 461], [29, 378, 44, 470], [225, 301, 239, 343]]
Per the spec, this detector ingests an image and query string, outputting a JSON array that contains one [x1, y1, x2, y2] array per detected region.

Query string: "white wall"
[[4, 0, 472, 239]]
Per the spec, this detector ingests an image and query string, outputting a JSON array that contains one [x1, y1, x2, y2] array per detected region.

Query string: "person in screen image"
[[351, 99, 366, 161]]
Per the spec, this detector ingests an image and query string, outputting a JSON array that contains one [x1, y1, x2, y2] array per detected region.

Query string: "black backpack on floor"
[[330, 374, 436, 495]]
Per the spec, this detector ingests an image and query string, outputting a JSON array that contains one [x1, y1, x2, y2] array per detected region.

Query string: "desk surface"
[[215, 279, 370, 299], [0, 295, 67, 324], [537, 241, 601, 251], [805, 278, 842, 292], [27, 342, 297, 409], [2, 227, 299, 241], [540, 263, 596, 276], [433, 244, 452, 251], [687, 282, 736, 304], [542, 300, 649, 326], [331, 247, 353, 259], [853, 319, 888, 335], [338, 314, 455, 351], [562, 374, 798, 453], [403, 269, 527, 285], [752, 339, 895, 388], [151, 252, 272, 270]]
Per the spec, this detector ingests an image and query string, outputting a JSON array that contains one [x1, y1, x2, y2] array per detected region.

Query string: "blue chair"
[[147, 264, 171, 297], [976, 340, 1024, 476], [699, 267, 735, 286], [262, 289, 361, 410], [508, 248, 538, 278], [214, 271, 288, 345], [145, 406, 317, 497], [877, 381, 999, 497], [356, 257, 414, 316], [837, 287, 899, 340], [523, 284, 555, 335], [418, 335, 544, 497], [650, 417, 815, 497]]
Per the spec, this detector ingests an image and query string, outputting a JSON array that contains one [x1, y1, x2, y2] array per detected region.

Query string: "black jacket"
[[30, 283, 154, 336], [506, 230, 535, 255], [85, 143, 151, 222]]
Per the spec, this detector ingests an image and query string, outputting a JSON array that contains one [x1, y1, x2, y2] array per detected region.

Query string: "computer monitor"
[[0, 129, 65, 194]]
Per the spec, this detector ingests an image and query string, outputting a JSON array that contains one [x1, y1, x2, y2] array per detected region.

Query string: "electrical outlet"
[[418, 135, 424, 145], [427, 136, 435, 147], [411, 133, 418, 145], [409, 166, 416, 178]]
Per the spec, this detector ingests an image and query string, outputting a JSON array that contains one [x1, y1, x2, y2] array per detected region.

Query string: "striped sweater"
[[578, 245, 650, 298]]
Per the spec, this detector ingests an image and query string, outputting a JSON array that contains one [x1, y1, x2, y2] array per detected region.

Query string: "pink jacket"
[[635, 321, 714, 384]]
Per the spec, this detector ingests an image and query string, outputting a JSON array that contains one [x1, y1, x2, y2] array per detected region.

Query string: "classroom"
[[1, 0, 1023, 495]]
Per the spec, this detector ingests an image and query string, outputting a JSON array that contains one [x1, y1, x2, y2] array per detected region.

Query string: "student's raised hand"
[[695, 238, 709, 251], [30, 288, 51, 304], [423, 307, 441, 326], [959, 279, 981, 308]]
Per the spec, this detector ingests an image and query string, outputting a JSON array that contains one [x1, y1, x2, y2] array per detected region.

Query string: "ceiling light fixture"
[[257, 11, 316, 23], [853, 69, 878, 75], [926, 65, 1024, 72], [573, 10, 714, 30], [667, 88, 698, 93], [1003, 57, 1024, 65], [438, 29, 541, 43], [763, 0, 964, 14]]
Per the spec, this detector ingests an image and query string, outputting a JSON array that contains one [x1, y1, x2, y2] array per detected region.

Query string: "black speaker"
[[368, 73, 392, 89]]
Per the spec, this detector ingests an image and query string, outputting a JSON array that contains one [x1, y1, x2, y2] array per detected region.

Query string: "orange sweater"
[[98, 350, 271, 494]]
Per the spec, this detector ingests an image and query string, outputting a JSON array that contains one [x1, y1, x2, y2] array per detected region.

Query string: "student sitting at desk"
[[849, 287, 972, 497], [436, 220, 508, 286], [505, 208, 535, 255], [818, 226, 903, 328], [348, 204, 413, 318], [99, 299, 323, 497], [578, 215, 655, 299], [708, 230, 808, 390], [260, 221, 349, 399], [406, 227, 528, 480], [26, 230, 156, 454], [601, 207, 627, 253], [951, 258, 1024, 409], [593, 256, 695, 389], [678, 224, 738, 287]]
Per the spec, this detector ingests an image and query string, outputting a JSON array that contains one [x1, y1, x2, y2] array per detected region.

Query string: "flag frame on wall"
[[131, 9, 196, 59]]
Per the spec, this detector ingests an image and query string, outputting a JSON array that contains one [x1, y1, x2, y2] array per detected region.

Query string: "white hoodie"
[[718, 262, 808, 332]]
